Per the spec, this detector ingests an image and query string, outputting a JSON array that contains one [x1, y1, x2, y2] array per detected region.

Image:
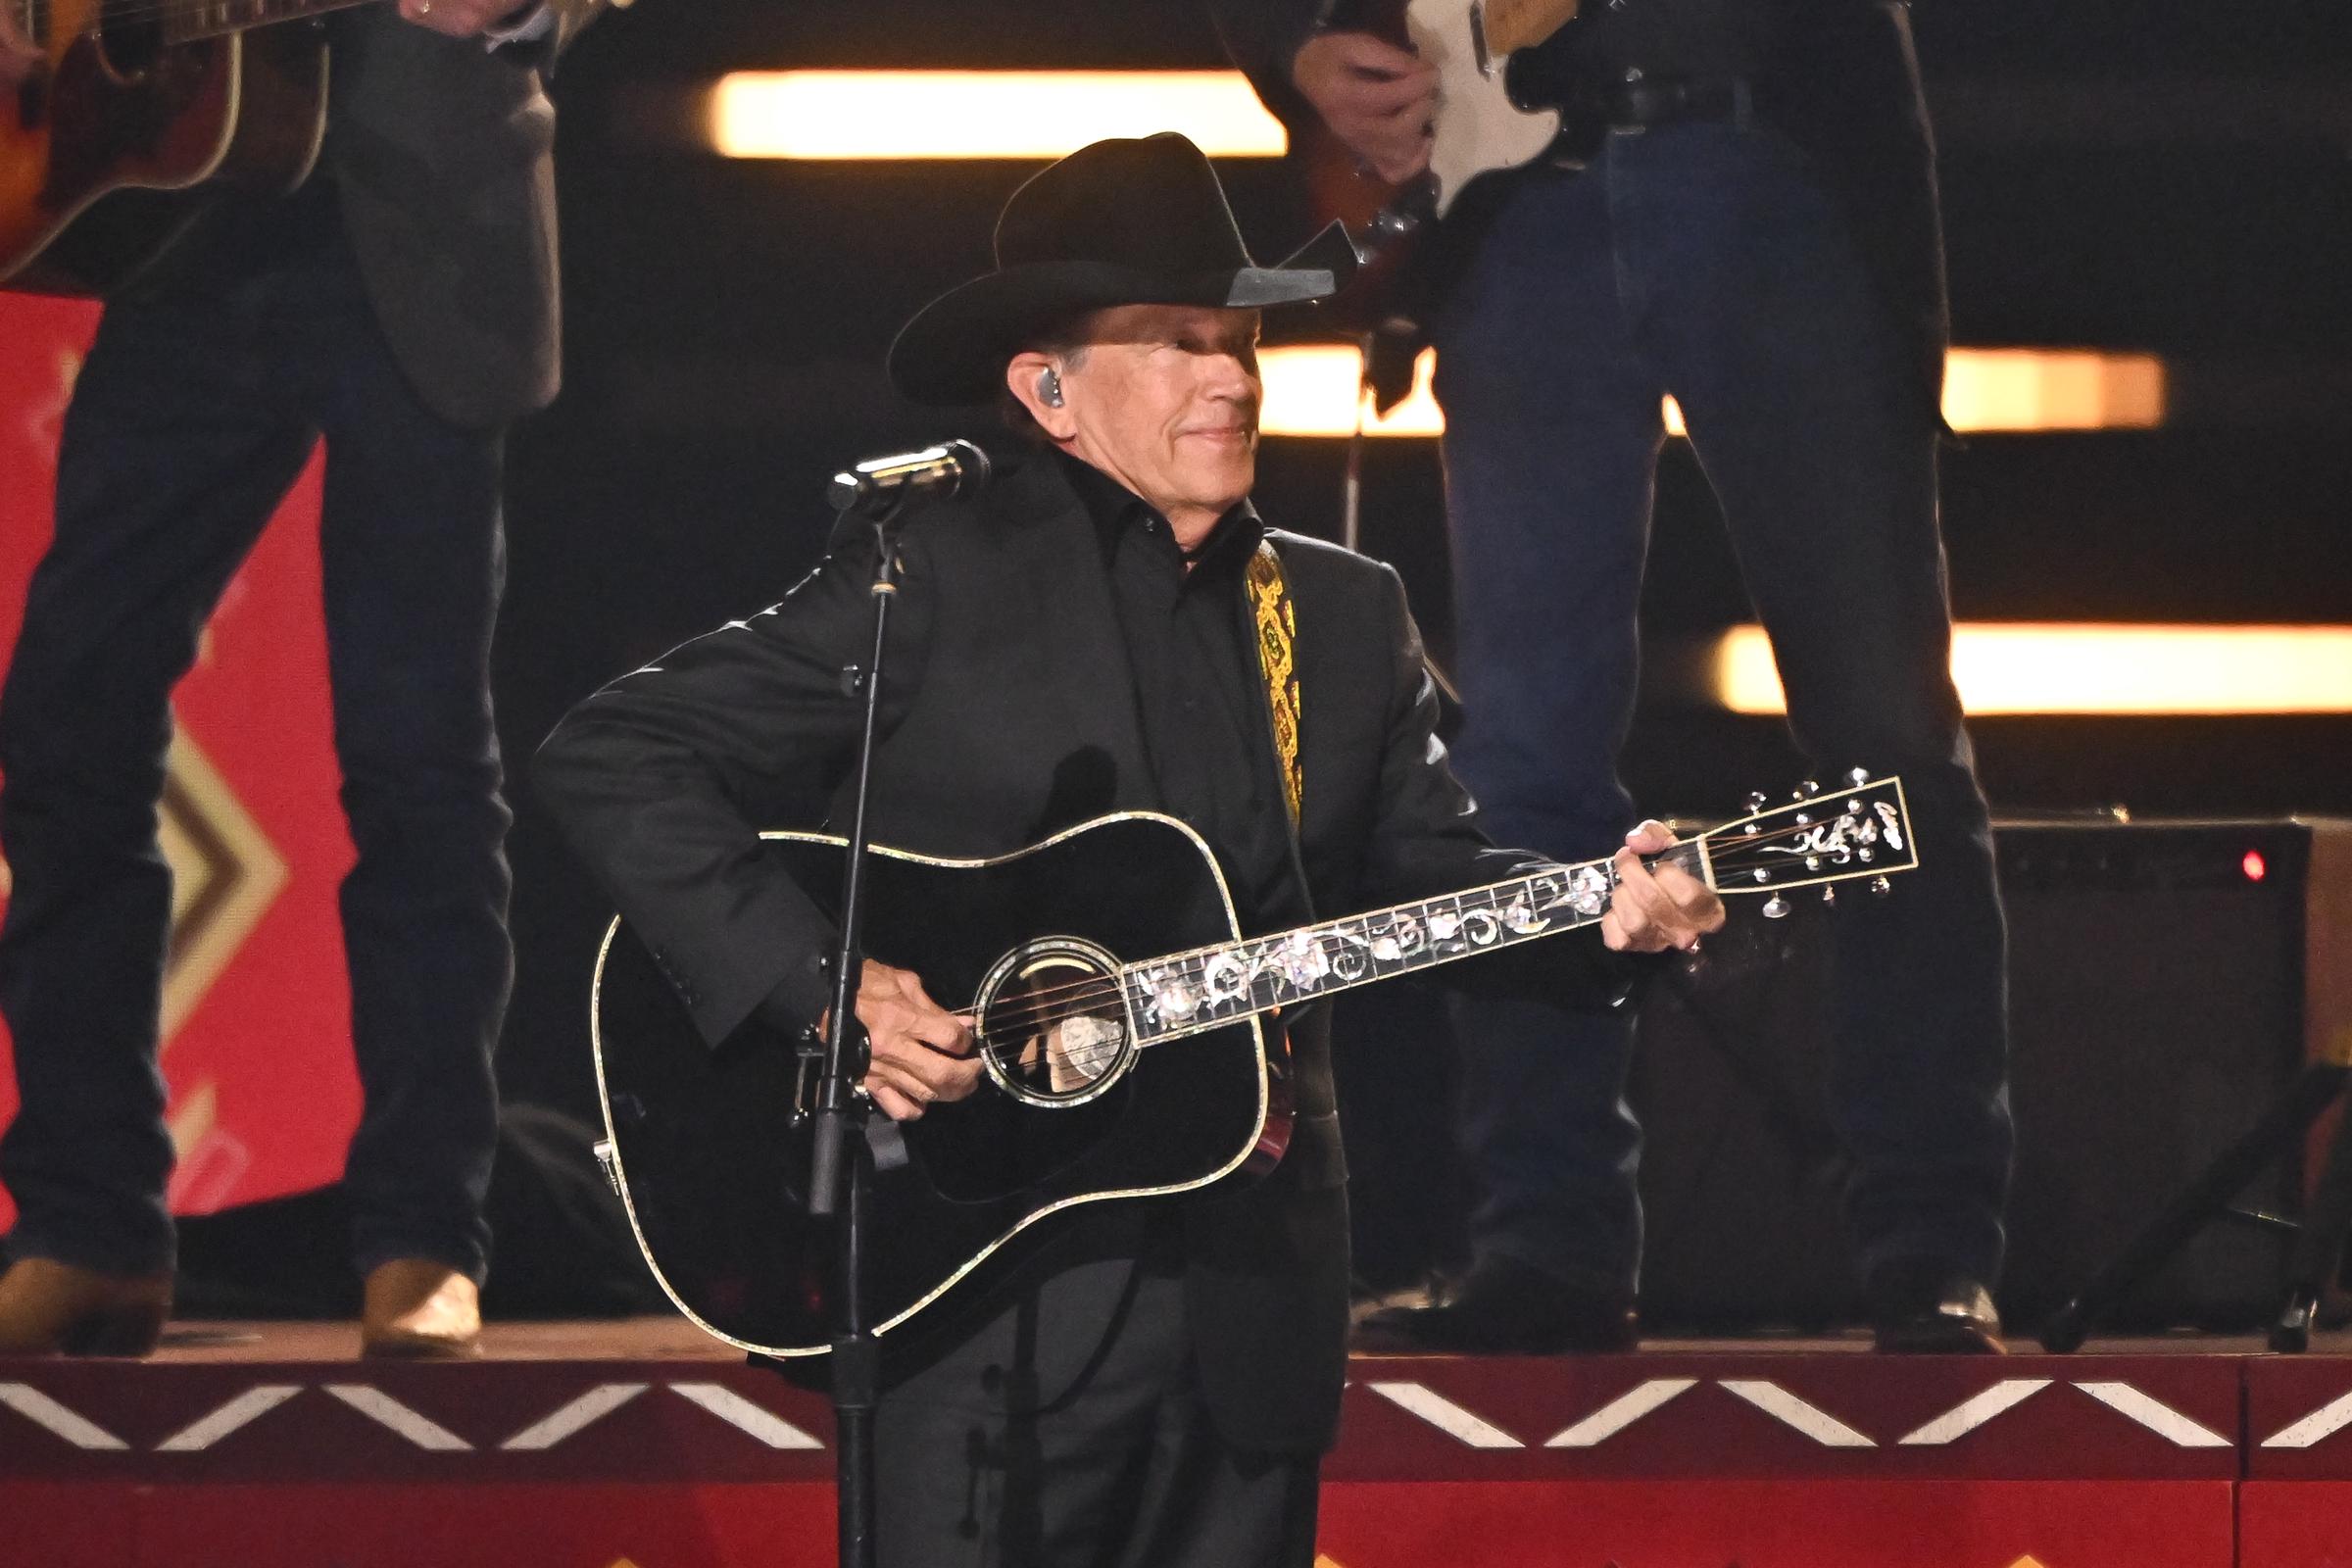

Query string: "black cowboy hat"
[[887, 132, 1358, 407]]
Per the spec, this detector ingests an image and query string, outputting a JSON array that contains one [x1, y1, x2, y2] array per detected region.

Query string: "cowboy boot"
[[0, 1256, 172, 1356], [361, 1259, 481, 1359]]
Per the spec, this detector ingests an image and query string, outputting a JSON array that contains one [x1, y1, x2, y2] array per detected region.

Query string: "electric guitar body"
[[1301, 0, 1597, 331]]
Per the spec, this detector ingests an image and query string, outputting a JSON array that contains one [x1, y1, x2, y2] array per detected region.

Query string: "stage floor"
[[11, 1319, 2352, 1566]]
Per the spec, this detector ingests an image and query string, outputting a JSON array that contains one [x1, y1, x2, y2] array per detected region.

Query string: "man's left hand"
[[397, 0, 525, 40], [1599, 820, 1725, 955]]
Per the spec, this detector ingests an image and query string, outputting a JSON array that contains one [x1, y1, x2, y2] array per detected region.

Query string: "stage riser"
[[0, 1480, 2246, 1567], [9, 1350, 2352, 1565]]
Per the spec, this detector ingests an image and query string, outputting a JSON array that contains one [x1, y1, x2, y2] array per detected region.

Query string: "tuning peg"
[[1821, 886, 1837, 906], [1744, 791, 1768, 813], [1762, 894, 1789, 920], [1798, 780, 1823, 798], [1870, 876, 1892, 897], [1845, 766, 1870, 786]]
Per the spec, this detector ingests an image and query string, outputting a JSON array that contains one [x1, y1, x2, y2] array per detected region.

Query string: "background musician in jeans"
[[1216, 0, 2013, 1352], [0, 0, 600, 1356]]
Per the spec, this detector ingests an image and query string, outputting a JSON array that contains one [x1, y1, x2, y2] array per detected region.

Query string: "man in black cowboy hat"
[[535, 132, 1720, 1563]]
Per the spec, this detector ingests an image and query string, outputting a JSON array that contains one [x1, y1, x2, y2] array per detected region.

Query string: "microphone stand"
[[807, 481, 908, 1568]]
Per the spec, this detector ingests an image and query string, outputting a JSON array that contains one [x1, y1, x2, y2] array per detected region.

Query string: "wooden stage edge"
[[12, 1320, 2352, 1566]]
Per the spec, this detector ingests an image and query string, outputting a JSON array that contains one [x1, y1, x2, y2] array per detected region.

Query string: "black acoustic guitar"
[[590, 778, 1917, 1361]]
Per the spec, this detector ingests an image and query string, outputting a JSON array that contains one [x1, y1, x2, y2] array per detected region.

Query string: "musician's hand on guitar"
[[1291, 31, 1439, 184], [852, 959, 982, 1122], [396, 0, 530, 40], [1601, 821, 1725, 956]]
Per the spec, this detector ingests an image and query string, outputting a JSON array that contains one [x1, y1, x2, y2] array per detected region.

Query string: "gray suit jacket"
[[324, 0, 601, 428]]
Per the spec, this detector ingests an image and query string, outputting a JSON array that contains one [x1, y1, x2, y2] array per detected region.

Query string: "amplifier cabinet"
[[1630, 817, 2352, 1333]]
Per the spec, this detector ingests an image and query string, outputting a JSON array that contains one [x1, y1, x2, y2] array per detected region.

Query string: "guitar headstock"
[[1698, 774, 1917, 908]]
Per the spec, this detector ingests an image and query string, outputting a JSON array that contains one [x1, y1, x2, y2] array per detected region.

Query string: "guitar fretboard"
[[1120, 840, 1705, 1046], [164, 0, 379, 46]]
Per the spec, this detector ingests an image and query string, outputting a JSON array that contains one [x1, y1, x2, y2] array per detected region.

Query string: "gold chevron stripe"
[[156, 724, 290, 1047]]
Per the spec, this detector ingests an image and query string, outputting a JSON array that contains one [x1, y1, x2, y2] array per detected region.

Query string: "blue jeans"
[[0, 191, 512, 1281], [1431, 117, 2011, 1293]]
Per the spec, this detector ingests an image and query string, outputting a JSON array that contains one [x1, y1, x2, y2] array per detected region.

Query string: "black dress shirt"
[[1056, 454, 1303, 936]]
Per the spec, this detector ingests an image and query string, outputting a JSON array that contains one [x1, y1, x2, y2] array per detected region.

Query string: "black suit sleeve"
[[534, 518, 935, 1047], [1356, 564, 1635, 1010]]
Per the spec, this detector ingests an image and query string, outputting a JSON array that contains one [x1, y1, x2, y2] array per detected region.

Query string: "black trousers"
[[0, 190, 513, 1280], [873, 1217, 1321, 1568]]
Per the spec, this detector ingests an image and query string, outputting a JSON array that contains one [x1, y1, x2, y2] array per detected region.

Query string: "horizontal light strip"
[[1257, 347, 2167, 437], [1713, 623, 2352, 716], [1256, 344, 1446, 437], [707, 72, 1288, 161]]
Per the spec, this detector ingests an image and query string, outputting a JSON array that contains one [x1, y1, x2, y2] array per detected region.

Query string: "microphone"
[[827, 439, 993, 513]]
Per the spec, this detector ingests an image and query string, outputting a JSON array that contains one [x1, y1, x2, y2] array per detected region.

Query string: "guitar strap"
[[1246, 540, 1303, 826]]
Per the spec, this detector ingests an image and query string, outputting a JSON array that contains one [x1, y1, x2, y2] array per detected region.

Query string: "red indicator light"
[[2243, 850, 2268, 882]]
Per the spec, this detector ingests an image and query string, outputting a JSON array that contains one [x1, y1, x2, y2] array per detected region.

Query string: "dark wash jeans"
[[0, 191, 511, 1282], [1429, 116, 2012, 1294]]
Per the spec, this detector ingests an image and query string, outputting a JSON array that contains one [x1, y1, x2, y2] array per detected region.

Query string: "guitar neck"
[[1122, 840, 1707, 1047], [168, 0, 381, 46], [1119, 775, 1918, 1047]]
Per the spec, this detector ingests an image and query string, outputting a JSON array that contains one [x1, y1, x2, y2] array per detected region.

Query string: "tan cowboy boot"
[[0, 1256, 172, 1356], [361, 1259, 482, 1359]]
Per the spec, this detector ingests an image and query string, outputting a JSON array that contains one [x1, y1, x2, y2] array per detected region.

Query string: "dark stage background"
[[481, 1, 2352, 1300]]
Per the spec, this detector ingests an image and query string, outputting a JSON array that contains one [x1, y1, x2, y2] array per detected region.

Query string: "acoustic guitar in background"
[[0, 0, 618, 295]]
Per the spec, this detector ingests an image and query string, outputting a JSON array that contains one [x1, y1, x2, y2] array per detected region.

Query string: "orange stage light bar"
[[1711, 623, 2352, 716], [1255, 347, 2167, 437], [707, 72, 1288, 161]]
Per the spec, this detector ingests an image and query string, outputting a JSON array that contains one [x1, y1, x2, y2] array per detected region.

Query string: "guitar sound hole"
[[976, 947, 1132, 1107]]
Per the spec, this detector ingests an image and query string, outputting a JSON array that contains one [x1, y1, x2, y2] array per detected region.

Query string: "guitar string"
[[968, 810, 1893, 1038], [811, 810, 1899, 1086], [970, 815, 1896, 1068], [59, 0, 390, 45], [971, 833, 1763, 1075], [967, 812, 1905, 1078]]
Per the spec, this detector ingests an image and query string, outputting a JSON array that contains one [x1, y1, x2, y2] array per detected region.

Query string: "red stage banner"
[[0, 293, 361, 1227]]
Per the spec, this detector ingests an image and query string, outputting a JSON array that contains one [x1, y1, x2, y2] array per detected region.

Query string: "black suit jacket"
[[1214, 0, 1951, 424], [534, 454, 1623, 1451], [319, 0, 601, 428]]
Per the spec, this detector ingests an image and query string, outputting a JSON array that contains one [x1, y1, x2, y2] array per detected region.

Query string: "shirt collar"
[[1053, 451, 1264, 574]]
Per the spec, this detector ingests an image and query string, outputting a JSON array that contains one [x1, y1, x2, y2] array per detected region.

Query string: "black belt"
[[1600, 75, 1754, 128]]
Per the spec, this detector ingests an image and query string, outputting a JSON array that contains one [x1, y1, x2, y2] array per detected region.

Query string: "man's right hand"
[[846, 959, 983, 1123], [1, 11, 42, 96], [1291, 30, 1439, 184]]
